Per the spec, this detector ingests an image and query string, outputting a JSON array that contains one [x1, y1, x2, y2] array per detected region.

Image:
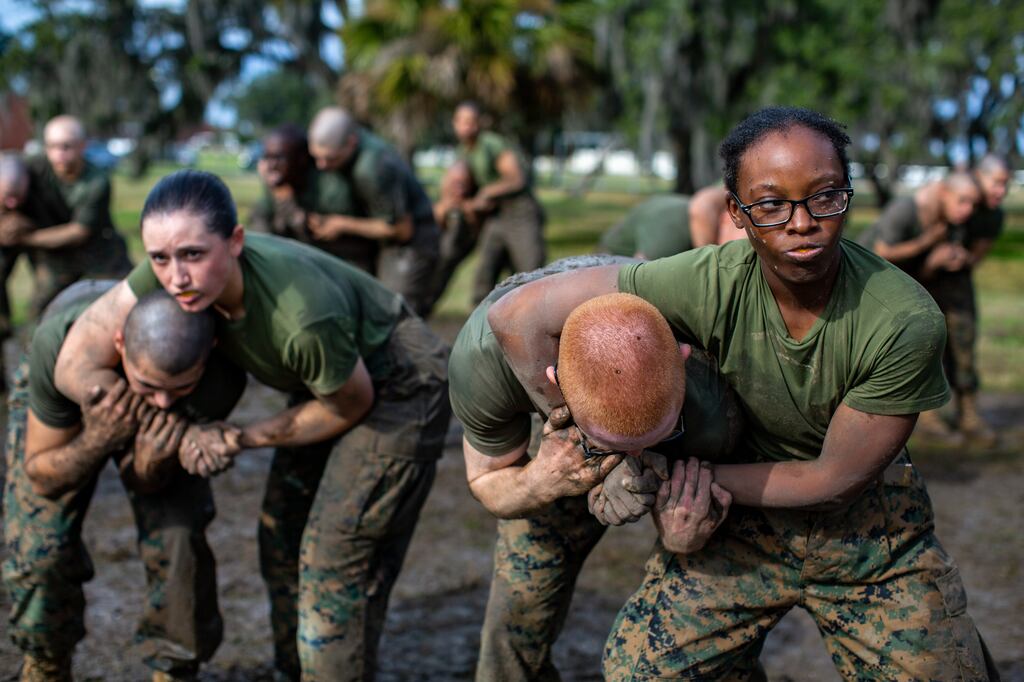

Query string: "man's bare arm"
[[54, 280, 138, 404], [474, 150, 526, 204], [712, 404, 916, 511], [309, 213, 414, 242], [689, 186, 728, 248], [967, 237, 995, 267], [18, 222, 91, 249]]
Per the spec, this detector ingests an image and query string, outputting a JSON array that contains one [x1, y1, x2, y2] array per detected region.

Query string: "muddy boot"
[[20, 654, 72, 682], [958, 392, 997, 447], [916, 408, 954, 437]]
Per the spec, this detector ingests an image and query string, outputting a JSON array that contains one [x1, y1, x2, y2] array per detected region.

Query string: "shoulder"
[[481, 132, 512, 154], [842, 239, 944, 333]]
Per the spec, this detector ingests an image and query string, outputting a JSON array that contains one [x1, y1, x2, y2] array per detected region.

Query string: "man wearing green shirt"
[[451, 255, 741, 681], [858, 170, 994, 440], [0, 116, 132, 318], [307, 107, 441, 316], [489, 107, 994, 680], [451, 101, 547, 303], [4, 283, 245, 682], [599, 186, 745, 260], [249, 124, 378, 274]]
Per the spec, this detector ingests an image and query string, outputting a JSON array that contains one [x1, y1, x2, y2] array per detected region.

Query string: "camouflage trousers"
[[477, 494, 606, 682], [604, 457, 998, 681], [1, 361, 222, 675], [378, 222, 442, 318], [472, 194, 547, 304], [928, 271, 979, 393], [429, 210, 479, 313], [259, 314, 451, 681]]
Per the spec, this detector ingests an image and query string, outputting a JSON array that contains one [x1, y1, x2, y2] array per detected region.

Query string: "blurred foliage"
[[231, 70, 335, 137]]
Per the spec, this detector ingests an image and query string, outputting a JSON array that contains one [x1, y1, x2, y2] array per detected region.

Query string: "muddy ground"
[[0, 325, 1022, 681]]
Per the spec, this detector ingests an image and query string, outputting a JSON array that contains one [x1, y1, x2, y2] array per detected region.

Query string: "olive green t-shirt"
[[618, 238, 950, 463], [601, 195, 694, 259], [450, 258, 741, 459], [248, 167, 378, 272], [856, 196, 926, 276], [127, 232, 403, 395], [344, 130, 438, 247], [458, 131, 531, 197], [950, 203, 1004, 249], [23, 156, 131, 276], [29, 283, 246, 429]]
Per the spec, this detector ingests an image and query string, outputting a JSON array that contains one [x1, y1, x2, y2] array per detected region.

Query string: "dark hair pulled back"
[[141, 169, 237, 238]]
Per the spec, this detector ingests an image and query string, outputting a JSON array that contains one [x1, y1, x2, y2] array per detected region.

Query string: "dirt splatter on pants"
[[472, 194, 547, 304], [1, 361, 222, 676], [258, 314, 451, 681], [476, 495, 606, 682], [603, 457, 998, 681]]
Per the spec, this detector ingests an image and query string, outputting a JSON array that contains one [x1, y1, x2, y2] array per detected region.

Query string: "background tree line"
[[1, 0, 1020, 203]]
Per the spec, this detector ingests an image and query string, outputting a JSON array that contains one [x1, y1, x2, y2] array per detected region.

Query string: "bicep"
[[25, 409, 80, 458], [819, 404, 916, 490], [464, 436, 529, 486], [494, 151, 524, 185], [315, 357, 374, 418]]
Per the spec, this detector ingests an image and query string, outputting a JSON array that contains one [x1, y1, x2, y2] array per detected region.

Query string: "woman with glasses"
[[489, 106, 995, 680]]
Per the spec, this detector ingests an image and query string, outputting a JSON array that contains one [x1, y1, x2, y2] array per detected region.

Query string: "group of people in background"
[[0, 102, 1011, 682]]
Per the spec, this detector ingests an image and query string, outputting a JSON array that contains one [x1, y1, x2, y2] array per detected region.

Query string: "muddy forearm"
[[26, 430, 113, 498], [241, 396, 370, 449], [20, 222, 91, 249]]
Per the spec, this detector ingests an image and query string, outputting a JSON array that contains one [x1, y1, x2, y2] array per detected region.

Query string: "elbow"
[[25, 462, 66, 499], [65, 224, 92, 247], [392, 219, 414, 243]]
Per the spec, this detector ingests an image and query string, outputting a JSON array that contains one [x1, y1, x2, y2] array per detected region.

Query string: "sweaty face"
[[942, 182, 981, 225], [122, 352, 205, 409], [728, 126, 847, 287], [44, 127, 85, 181], [142, 210, 240, 312], [452, 107, 481, 145], [977, 168, 1010, 209]]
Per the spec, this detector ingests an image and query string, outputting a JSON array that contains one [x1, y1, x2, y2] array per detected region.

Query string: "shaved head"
[[123, 290, 217, 375], [44, 114, 87, 181], [976, 154, 1010, 177], [973, 153, 1012, 209], [0, 153, 29, 209], [943, 170, 977, 192], [940, 170, 981, 224], [44, 115, 86, 144], [309, 107, 358, 150], [557, 293, 684, 443]]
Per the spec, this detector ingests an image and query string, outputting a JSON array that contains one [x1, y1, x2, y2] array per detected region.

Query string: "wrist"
[[239, 424, 269, 449], [520, 459, 558, 508]]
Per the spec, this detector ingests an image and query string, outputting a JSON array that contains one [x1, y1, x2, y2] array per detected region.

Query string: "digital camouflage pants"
[[604, 456, 998, 681], [258, 313, 451, 681], [1, 360, 222, 676], [472, 194, 547, 304], [928, 271, 979, 393]]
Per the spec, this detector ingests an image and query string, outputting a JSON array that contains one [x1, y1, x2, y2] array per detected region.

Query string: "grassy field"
[[9, 155, 1024, 393]]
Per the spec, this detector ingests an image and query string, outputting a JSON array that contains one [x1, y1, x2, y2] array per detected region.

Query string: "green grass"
[[9, 160, 1024, 392]]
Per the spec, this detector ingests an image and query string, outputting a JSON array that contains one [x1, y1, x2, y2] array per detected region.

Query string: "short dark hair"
[[720, 107, 852, 195], [141, 169, 238, 239], [123, 290, 217, 375], [455, 100, 483, 117]]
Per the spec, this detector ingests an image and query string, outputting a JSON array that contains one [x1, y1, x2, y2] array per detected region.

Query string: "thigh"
[[498, 195, 547, 273]]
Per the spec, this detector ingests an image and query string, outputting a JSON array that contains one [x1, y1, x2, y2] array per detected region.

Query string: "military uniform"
[[2, 282, 245, 677], [429, 205, 478, 310], [459, 131, 546, 304], [448, 256, 743, 682], [20, 156, 132, 316], [600, 195, 694, 260], [127, 233, 451, 681], [248, 166, 378, 275], [330, 130, 441, 317], [604, 239, 995, 680]]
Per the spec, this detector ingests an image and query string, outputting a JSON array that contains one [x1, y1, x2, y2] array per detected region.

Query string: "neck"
[[214, 258, 246, 320], [761, 250, 841, 316]]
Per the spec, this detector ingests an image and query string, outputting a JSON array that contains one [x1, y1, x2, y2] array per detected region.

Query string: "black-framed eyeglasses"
[[553, 362, 684, 459], [730, 187, 854, 228]]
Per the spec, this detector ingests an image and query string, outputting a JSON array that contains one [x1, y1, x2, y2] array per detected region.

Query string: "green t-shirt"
[[601, 195, 694, 259], [248, 167, 378, 273], [458, 131, 531, 197], [23, 156, 131, 276], [127, 232, 404, 395], [343, 130, 438, 247], [857, 196, 926, 276], [951, 203, 1004, 248], [619, 238, 950, 463], [29, 282, 246, 429], [450, 257, 741, 459]]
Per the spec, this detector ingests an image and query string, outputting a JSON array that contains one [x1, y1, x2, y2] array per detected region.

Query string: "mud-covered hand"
[[80, 379, 151, 452], [587, 451, 669, 526], [179, 422, 242, 478], [0, 211, 33, 246], [526, 406, 622, 500], [654, 457, 732, 554], [133, 410, 188, 480]]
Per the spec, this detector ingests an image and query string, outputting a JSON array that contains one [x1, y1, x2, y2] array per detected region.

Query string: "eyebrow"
[[135, 377, 200, 392], [147, 244, 208, 257], [748, 173, 845, 194]]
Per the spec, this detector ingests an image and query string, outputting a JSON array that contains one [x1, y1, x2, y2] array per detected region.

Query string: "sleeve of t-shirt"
[[355, 155, 409, 225], [617, 250, 719, 347], [448, 326, 533, 457], [843, 308, 951, 415], [28, 333, 81, 428], [71, 176, 111, 233], [870, 199, 919, 245], [283, 317, 361, 396], [126, 259, 160, 298]]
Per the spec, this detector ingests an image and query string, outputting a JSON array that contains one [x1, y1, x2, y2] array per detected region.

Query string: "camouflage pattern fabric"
[[1, 359, 222, 676], [258, 314, 451, 681], [472, 194, 547, 304], [476, 494, 606, 682], [604, 457, 998, 681], [928, 271, 979, 393]]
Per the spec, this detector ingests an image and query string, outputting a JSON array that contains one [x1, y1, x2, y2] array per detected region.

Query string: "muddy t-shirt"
[[618, 238, 950, 463], [29, 283, 246, 428], [450, 257, 741, 459], [127, 232, 403, 395], [458, 131, 531, 197], [950, 203, 1004, 252], [857, 196, 926, 276], [601, 195, 694, 259], [23, 156, 131, 276], [248, 167, 378, 272]]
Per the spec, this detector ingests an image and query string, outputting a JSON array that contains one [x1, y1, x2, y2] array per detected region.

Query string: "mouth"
[[174, 290, 201, 304], [784, 244, 825, 262]]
